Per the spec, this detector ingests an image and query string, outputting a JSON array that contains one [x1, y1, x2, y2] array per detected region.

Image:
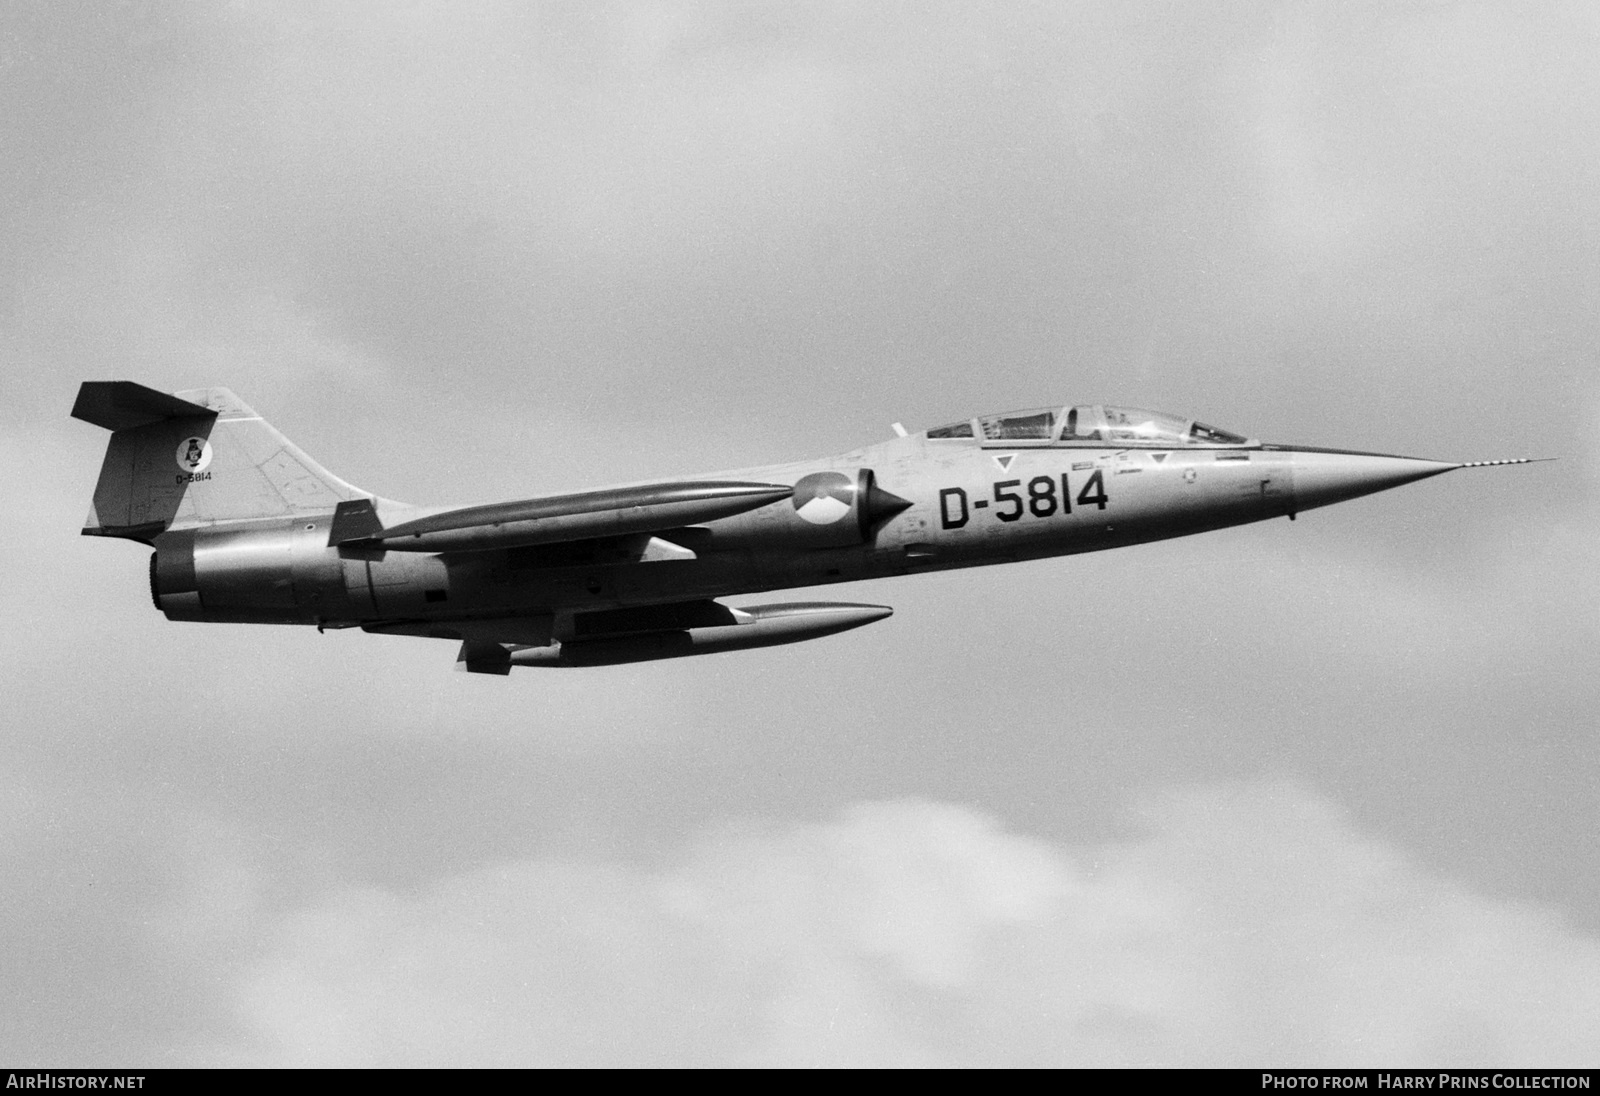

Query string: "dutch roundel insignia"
[[791, 471, 856, 525]]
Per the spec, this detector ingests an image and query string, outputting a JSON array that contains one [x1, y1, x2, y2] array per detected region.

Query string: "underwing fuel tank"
[[480, 602, 893, 670]]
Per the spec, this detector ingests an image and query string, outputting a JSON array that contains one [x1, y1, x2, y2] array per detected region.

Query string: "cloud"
[[220, 783, 1600, 1067]]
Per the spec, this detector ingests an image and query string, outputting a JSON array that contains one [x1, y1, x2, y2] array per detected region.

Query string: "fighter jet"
[[72, 381, 1541, 673]]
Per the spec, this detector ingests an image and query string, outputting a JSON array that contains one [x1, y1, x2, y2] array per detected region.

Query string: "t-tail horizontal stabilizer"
[[71, 382, 215, 431]]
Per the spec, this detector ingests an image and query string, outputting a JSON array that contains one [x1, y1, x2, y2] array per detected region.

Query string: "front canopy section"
[[926, 405, 1254, 447]]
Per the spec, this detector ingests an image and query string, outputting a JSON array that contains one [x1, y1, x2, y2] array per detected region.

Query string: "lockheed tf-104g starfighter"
[[72, 382, 1540, 672]]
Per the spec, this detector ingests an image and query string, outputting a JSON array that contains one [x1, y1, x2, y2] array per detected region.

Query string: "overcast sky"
[[3, 0, 1599, 1067]]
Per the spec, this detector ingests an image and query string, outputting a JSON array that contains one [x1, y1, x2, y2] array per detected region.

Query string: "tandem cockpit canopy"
[[924, 405, 1254, 447]]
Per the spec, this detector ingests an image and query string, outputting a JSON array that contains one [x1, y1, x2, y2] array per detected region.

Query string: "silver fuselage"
[[148, 435, 1440, 636]]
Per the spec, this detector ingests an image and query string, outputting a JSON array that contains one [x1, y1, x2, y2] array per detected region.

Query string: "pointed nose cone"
[[1287, 450, 1459, 513]]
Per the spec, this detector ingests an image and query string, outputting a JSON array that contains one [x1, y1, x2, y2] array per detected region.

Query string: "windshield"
[[1188, 420, 1249, 444]]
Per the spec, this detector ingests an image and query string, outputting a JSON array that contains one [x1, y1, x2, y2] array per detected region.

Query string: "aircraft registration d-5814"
[[73, 382, 1540, 673]]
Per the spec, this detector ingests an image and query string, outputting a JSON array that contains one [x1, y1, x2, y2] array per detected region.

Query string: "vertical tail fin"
[[72, 381, 382, 539]]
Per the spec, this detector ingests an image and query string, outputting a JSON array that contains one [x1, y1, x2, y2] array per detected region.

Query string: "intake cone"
[[859, 470, 913, 536]]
